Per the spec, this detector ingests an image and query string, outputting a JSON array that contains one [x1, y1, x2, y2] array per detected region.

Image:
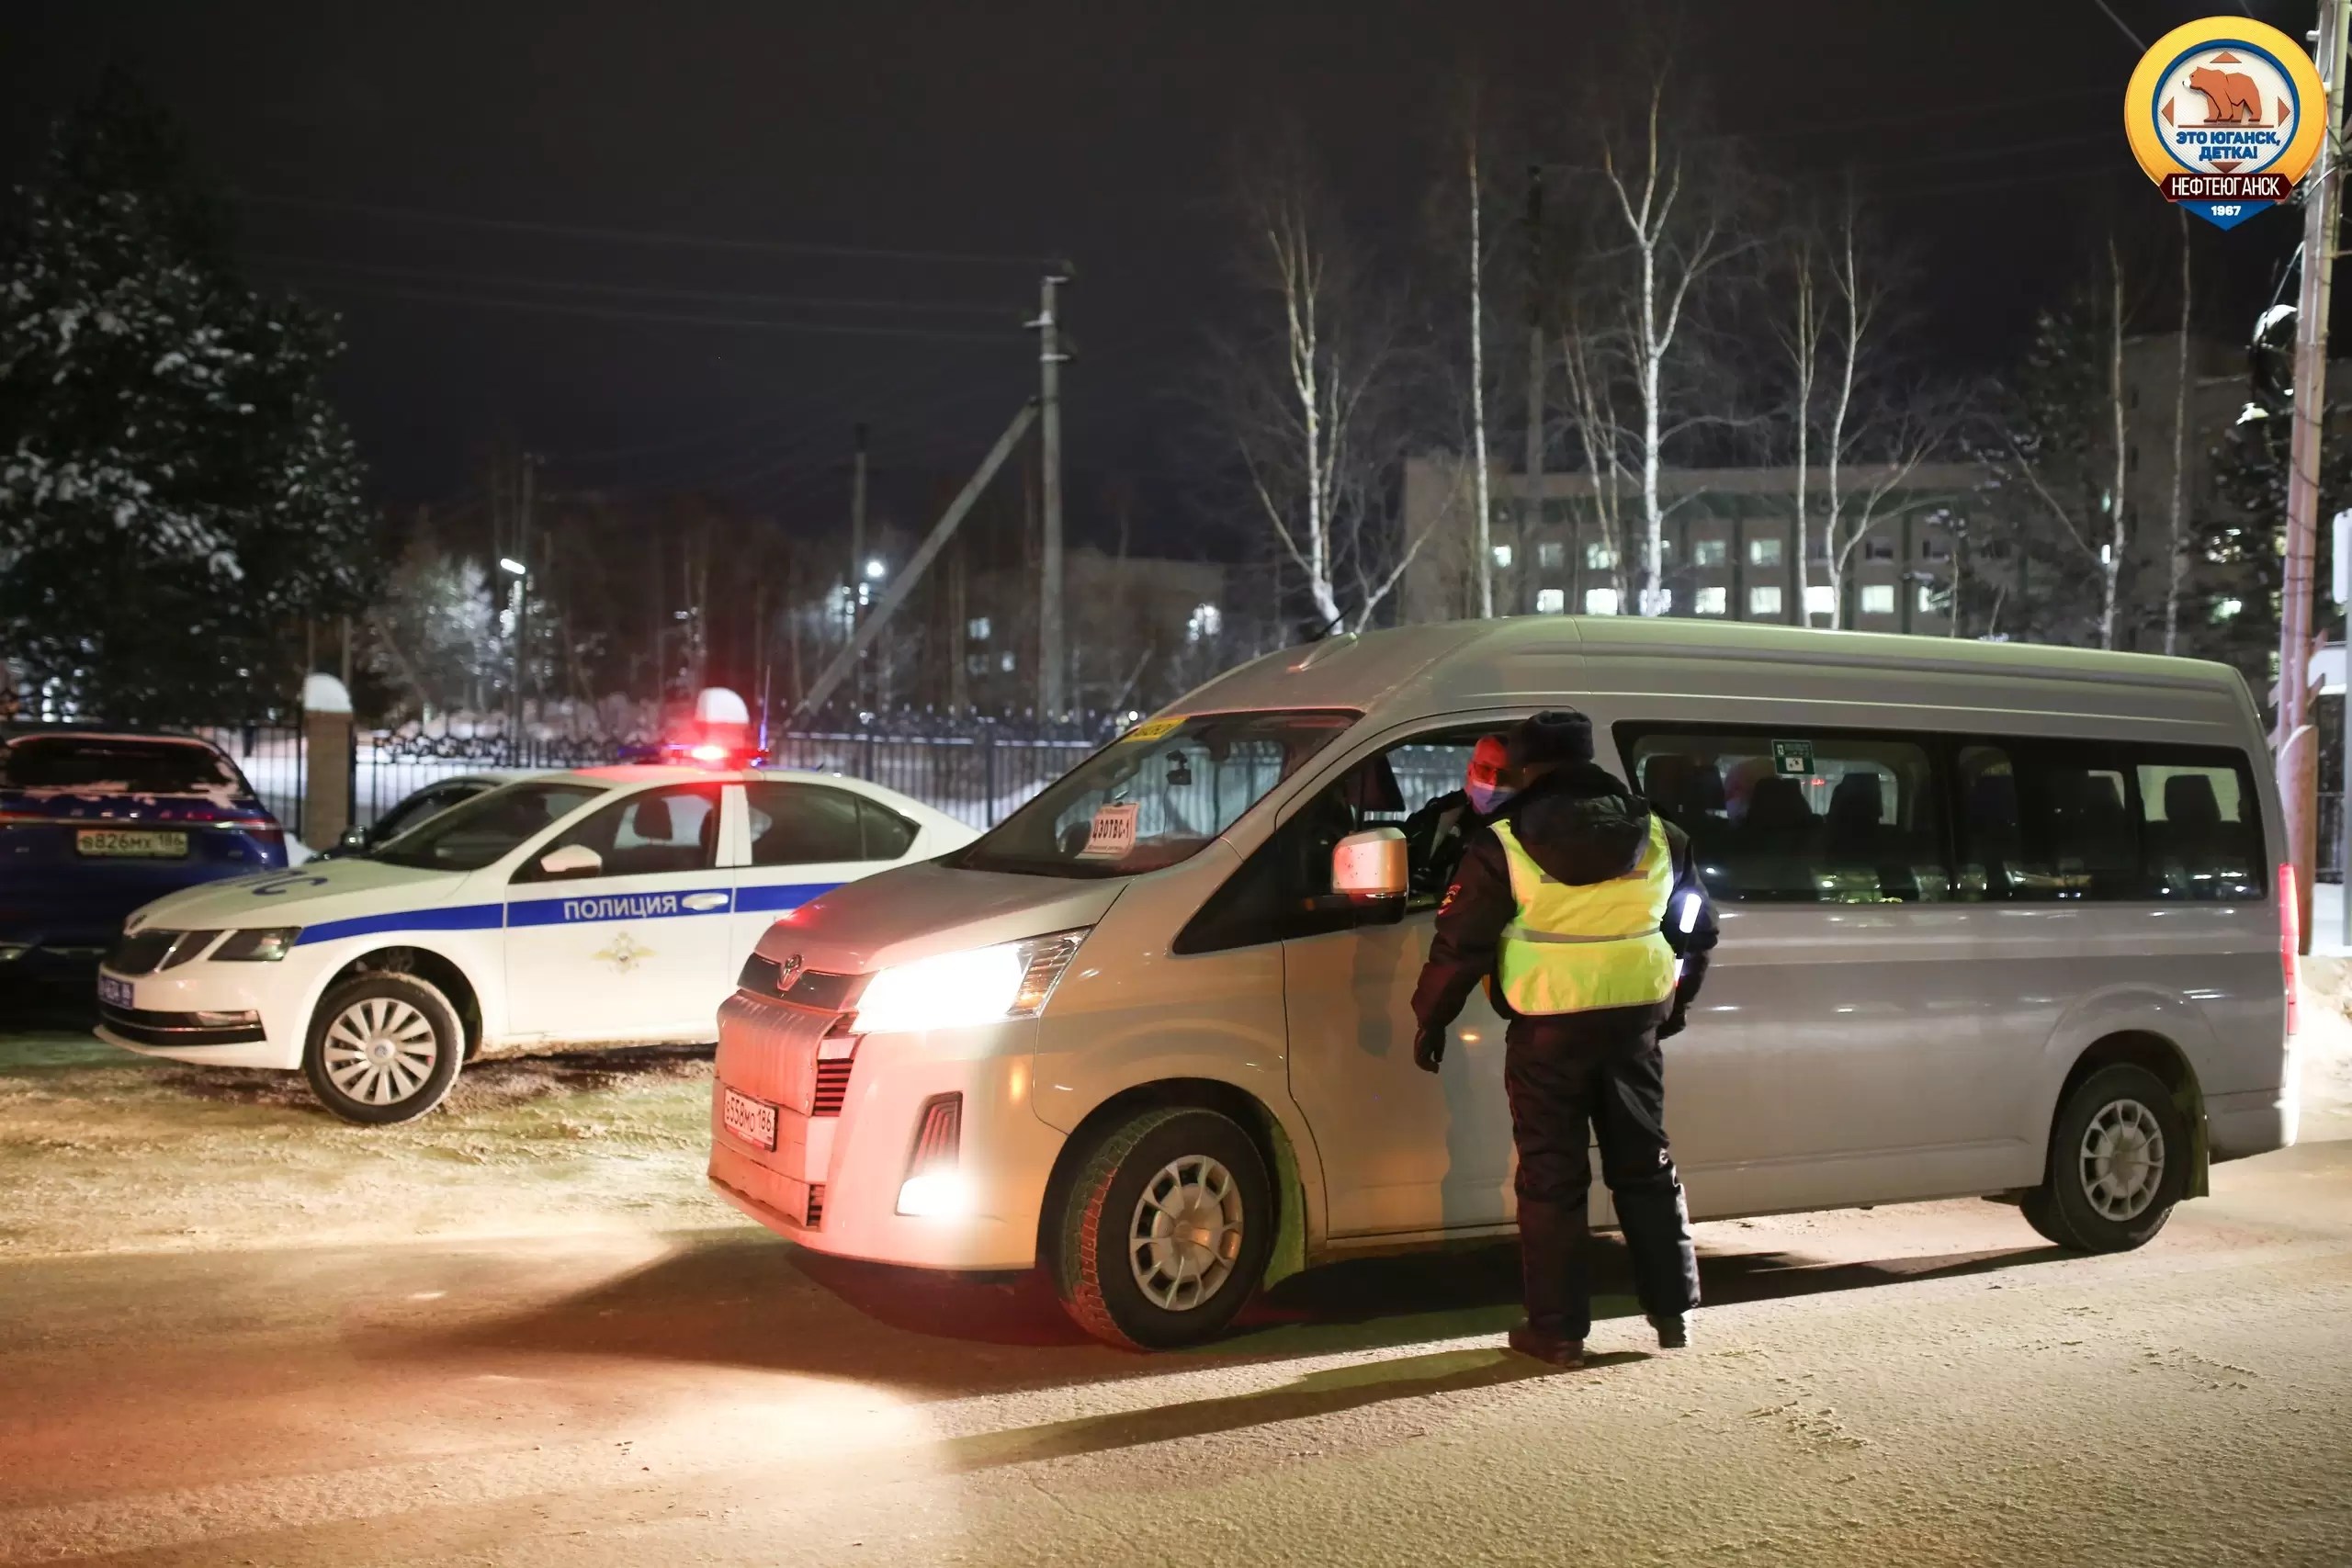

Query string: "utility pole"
[[849, 423, 868, 714], [2280, 0, 2351, 949], [1034, 269, 1070, 717], [1524, 163, 1546, 615]]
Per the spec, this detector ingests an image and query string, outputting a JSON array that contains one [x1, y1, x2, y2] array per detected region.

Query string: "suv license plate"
[[97, 976, 133, 1009], [722, 1087, 778, 1152], [75, 829, 188, 858]]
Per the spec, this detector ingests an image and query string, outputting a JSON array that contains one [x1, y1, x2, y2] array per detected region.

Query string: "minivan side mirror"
[[537, 842, 604, 879], [1331, 827, 1408, 923]]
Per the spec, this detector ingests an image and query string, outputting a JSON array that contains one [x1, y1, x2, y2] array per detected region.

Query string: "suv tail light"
[[895, 1094, 965, 1216], [2279, 861, 2300, 1037]]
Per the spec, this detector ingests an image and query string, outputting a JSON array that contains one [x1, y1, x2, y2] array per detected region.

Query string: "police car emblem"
[[591, 932, 655, 974]]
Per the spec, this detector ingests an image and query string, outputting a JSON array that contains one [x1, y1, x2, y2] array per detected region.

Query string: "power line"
[[260, 254, 1026, 317], [233, 190, 1047, 268], [292, 276, 1028, 341]]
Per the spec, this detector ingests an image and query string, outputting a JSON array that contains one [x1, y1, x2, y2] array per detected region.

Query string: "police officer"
[[1408, 709, 1716, 1368]]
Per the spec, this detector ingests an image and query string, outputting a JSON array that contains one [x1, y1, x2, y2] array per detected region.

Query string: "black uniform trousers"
[[1504, 1015, 1702, 1340]]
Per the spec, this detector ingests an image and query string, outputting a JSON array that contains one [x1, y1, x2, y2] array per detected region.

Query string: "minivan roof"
[[1176, 615, 2251, 720]]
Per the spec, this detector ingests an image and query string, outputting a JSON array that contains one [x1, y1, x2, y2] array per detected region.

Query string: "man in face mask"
[[1400, 735, 1511, 899]]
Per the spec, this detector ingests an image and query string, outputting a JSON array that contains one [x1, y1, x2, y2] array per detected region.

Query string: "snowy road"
[[2, 1133, 2348, 1565]]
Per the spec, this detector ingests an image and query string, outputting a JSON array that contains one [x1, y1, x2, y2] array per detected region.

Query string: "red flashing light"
[[689, 743, 729, 763]]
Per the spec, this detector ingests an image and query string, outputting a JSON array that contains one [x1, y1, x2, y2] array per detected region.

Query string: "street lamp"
[[500, 558, 527, 577], [865, 558, 886, 581], [502, 558, 528, 760]]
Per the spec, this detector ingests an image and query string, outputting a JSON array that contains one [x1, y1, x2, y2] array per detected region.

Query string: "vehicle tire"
[[1052, 1106, 1273, 1350], [302, 973, 464, 1125], [2022, 1063, 2188, 1253]]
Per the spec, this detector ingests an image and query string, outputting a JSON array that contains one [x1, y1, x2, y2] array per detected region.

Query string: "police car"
[[96, 761, 976, 1123]]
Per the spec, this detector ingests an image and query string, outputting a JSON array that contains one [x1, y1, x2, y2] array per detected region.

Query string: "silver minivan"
[[708, 618, 2298, 1348]]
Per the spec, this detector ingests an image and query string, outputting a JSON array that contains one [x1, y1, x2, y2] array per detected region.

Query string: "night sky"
[[0, 0, 2316, 555]]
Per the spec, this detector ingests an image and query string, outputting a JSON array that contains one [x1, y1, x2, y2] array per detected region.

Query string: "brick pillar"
[[300, 673, 354, 850]]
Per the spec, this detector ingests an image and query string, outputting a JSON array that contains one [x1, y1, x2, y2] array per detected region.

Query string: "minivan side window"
[[1954, 740, 2263, 901], [1621, 727, 1949, 904], [1174, 725, 1499, 953]]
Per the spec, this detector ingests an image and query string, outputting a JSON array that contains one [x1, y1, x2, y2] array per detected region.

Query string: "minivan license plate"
[[722, 1087, 777, 1152], [75, 829, 187, 858]]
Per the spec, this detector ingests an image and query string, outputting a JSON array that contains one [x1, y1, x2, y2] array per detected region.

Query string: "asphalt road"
[[4, 1129, 2348, 1566]]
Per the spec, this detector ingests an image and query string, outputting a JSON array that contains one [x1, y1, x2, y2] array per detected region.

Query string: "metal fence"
[[351, 711, 1121, 834]]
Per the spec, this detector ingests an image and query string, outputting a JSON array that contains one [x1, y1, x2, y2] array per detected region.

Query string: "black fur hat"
[[1506, 709, 1595, 768]]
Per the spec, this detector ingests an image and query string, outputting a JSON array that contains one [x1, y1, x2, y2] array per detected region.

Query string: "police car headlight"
[[213, 927, 301, 963], [852, 930, 1087, 1035]]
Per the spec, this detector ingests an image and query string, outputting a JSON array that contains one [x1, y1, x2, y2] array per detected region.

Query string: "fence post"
[[299, 674, 354, 850], [981, 728, 998, 825]]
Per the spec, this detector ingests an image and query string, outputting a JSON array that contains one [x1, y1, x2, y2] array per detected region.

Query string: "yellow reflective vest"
[[1491, 813, 1678, 1016]]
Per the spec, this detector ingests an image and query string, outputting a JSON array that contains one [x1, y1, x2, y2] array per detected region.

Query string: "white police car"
[[95, 764, 976, 1123]]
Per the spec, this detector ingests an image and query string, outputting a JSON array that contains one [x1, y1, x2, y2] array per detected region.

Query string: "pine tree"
[[0, 70, 372, 721]]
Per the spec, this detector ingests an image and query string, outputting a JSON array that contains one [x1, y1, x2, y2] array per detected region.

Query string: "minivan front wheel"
[[2022, 1063, 2188, 1253], [1052, 1106, 1272, 1349]]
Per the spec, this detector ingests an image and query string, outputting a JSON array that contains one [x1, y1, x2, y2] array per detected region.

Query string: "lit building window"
[[1584, 588, 1621, 616], [1187, 603, 1224, 642], [1917, 583, 1939, 615], [1749, 536, 1783, 567], [1652, 588, 1675, 614], [1000, 651, 1017, 672], [1492, 544, 1514, 569], [967, 616, 991, 642], [1695, 585, 1727, 615], [1585, 542, 1617, 570], [1693, 538, 1728, 568], [1749, 585, 1783, 617], [2212, 596, 2244, 622], [1535, 587, 1566, 614], [1804, 585, 1836, 620], [1537, 540, 1565, 570], [1860, 584, 1895, 616]]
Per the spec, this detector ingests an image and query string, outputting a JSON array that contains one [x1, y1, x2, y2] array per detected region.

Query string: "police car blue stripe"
[[506, 887, 736, 927], [294, 903, 504, 945], [731, 881, 840, 913]]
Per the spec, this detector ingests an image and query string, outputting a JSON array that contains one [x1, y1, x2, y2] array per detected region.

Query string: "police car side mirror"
[[537, 842, 604, 879], [335, 826, 368, 852], [1332, 828, 1408, 924]]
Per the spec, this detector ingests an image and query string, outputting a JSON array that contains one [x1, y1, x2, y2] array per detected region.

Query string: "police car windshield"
[[956, 710, 1357, 878], [372, 780, 607, 872]]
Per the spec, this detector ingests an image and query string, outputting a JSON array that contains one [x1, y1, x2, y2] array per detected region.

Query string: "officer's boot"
[[1509, 1196, 1588, 1368]]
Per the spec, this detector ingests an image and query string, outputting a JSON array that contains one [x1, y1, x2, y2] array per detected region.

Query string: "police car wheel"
[[302, 974, 463, 1125], [1053, 1106, 1272, 1350], [2022, 1064, 2187, 1254]]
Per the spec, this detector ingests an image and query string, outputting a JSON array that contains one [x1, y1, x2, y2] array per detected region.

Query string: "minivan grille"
[[736, 953, 857, 1011], [812, 1057, 853, 1116]]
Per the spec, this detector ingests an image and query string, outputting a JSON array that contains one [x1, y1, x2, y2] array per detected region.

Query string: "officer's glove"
[[1657, 1006, 1689, 1042], [1411, 1025, 1447, 1073]]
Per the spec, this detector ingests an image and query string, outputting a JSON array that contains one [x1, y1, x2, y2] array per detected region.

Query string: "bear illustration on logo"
[[2187, 64, 2264, 124]]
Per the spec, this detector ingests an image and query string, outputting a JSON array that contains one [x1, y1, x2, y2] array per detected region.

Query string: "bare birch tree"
[[1212, 133, 1425, 635], [1464, 116, 1495, 617], [2164, 209, 2192, 656], [1595, 68, 1748, 615], [1769, 214, 1826, 622], [1558, 290, 1633, 612]]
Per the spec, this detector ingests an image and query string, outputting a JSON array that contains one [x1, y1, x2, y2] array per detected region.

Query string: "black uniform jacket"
[[1409, 761, 1720, 1038]]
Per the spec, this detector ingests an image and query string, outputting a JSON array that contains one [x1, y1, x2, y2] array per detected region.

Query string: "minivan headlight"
[[213, 927, 301, 963], [852, 930, 1087, 1035]]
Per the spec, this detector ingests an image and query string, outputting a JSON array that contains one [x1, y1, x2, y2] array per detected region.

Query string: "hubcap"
[[322, 998, 439, 1107], [2078, 1098, 2166, 1222], [1128, 1154, 1244, 1312]]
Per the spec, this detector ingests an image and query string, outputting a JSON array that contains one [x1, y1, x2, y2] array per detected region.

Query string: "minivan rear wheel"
[[1052, 1106, 1272, 1349], [2022, 1063, 2188, 1253]]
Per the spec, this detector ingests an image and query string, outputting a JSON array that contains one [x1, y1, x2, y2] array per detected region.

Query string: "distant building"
[[1400, 457, 1983, 636]]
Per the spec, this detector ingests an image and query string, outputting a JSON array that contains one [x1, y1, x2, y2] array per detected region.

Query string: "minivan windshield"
[[372, 779, 608, 872], [958, 709, 1358, 878]]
